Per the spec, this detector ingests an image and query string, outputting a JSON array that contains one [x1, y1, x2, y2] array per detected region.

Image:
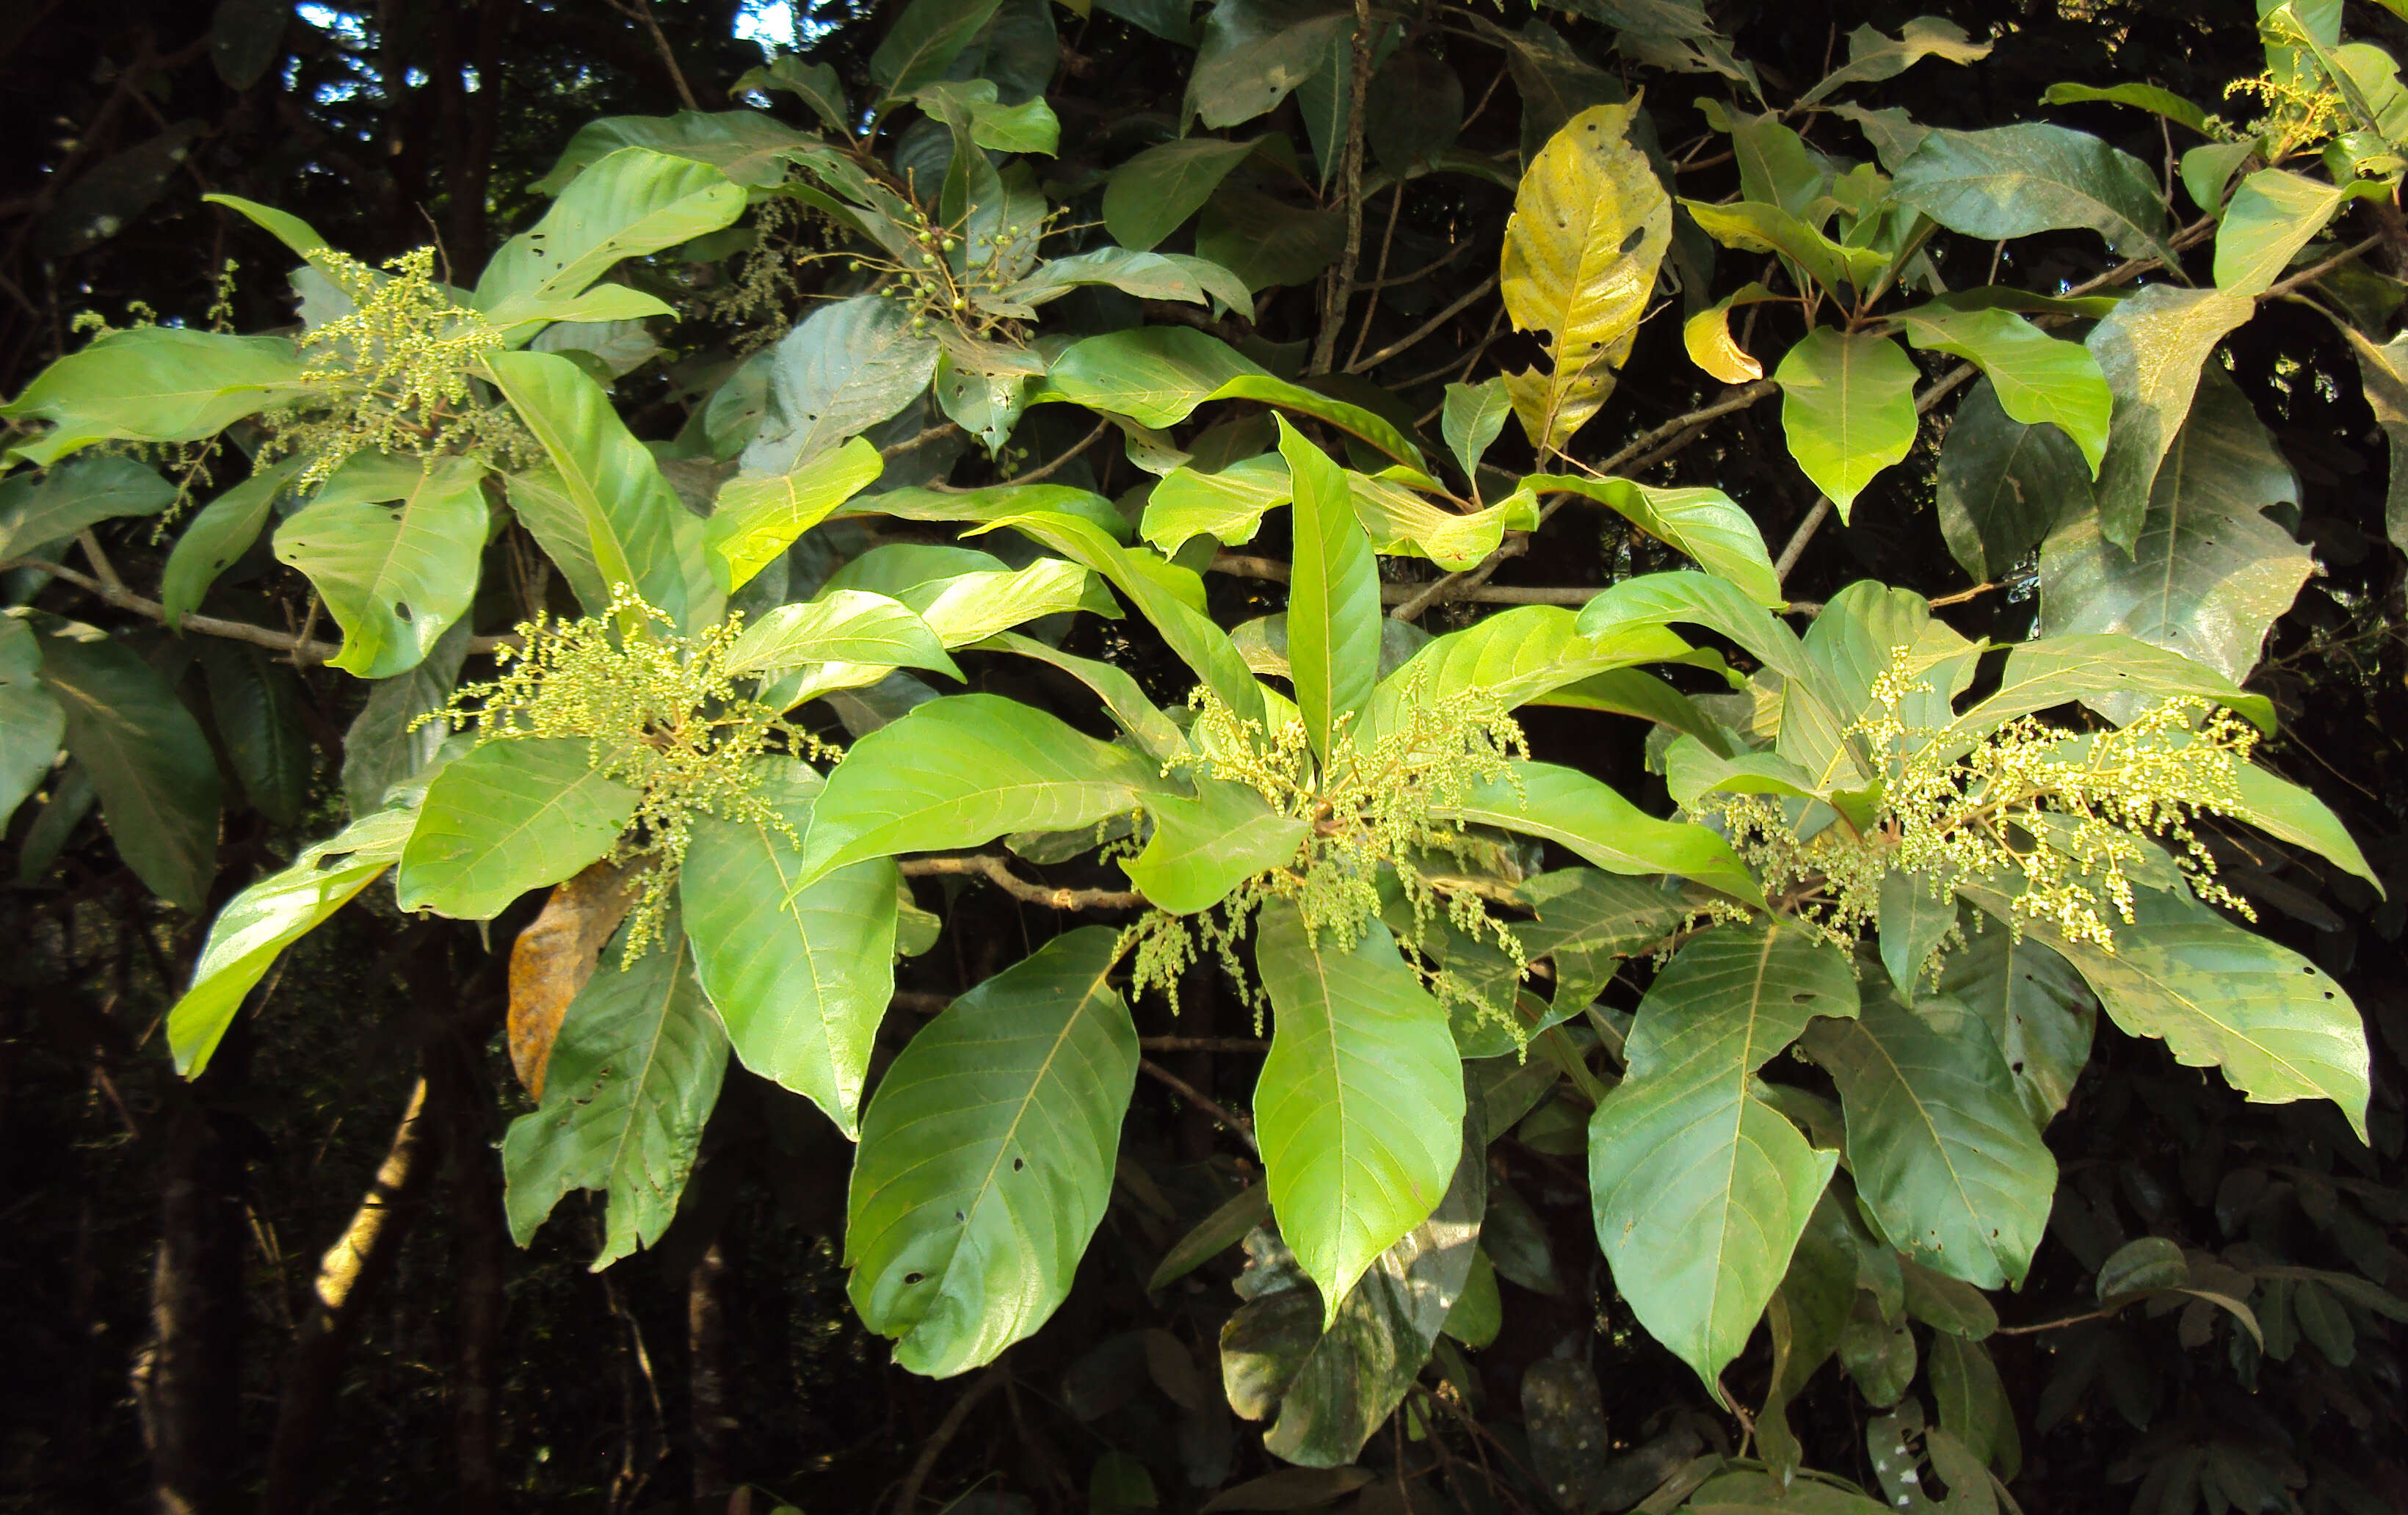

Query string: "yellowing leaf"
[[1500, 102, 1670, 454]]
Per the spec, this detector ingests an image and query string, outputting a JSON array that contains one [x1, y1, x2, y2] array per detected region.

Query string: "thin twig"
[[2266, 232, 2385, 299], [1310, 0, 1379, 377], [880, 421, 962, 460], [893, 1365, 1007, 1514], [898, 853, 1142, 912], [1138, 1036, 1267, 1053], [1773, 498, 1831, 585], [1928, 580, 2000, 608], [611, 0, 700, 111], [1139, 1058, 1258, 1154], [1346, 184, 1407, 370], [4, 556, 517, 659], [1993, 1304, 2121, 1336], [75, 531, 124, 594], [1347, 273, 1501, 376], [1008, 418, 1111, 487], [1212, 552, 1593, 605]]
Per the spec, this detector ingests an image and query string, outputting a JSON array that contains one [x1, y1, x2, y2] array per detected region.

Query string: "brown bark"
[[258, 1076, 433, 1515], [134, 1085, 250, 1515], [688, 1240, 734, 1500], [447, 0, 517, 272]]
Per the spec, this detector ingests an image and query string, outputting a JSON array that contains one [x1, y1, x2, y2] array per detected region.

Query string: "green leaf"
[[395, 737, 638, 920], [1774, 329, 1920, 519], [739, 296, 942, 475], [1897, 305, 2111, 473], [1532, 474, 1780, 606], [1441, 377, 1512, 487], [1892, 122, 2179, 264], [1939, 633, 2274, 744], [1042, 326, 1268, 427], [2340, 326, 2408, 556], [160, 457, 305, 623], [1515, 868, 1691, 1010], [1935, 915, 2096, 1127], [0, 454, 175, 557], [486, 349, 700, 628], [999, 247, 1252, 312], [1141, 454, 1291, 553], [1377, 602, 1703, 724], [2040, 81, 2213, 136], [272, 454, 490, 679], [167, 807, 413, 1078], [1802, 974, 2056, 1290], [705, 435, 883, 594], [682, 761, 896, 1138], [1185, 0, 1352, 128], [1499, 102, 1671, 452], [1123, 774, 1309, 913], [734, 57, 852, 135], [1681, 200, 1883, 300], [1104, 137, 1258, 251], [2215, 169, 2349, 297], [1193, 183, 1345, 292], [474, 148, 744, 313], [1346, 471, 1537, 570], [341, 620, 470, 817], [871, 0, 1007, 98], [0, 621, 64, 834], [1431, 761, 1765, 907], [34, 620, 221, 912], [932, 346, 1031, 458], [1934, 377, 2094, 582], [2228, 762, 2381, 889], [530, 111, 824, 195], [1798, 17, 1990, 105], [724, 589, 960, 686], [984, 509, 1266, 725], [1588, 921, 1857, 1395], [973, 632, 1188, 764], [203, 192, 333, 264], [831, 549, 1117, 648], [1278, 418, 1379, 761], [1148, 1184, 1273, 1292], [842, 480, 1130, 542], [1960, 883, 2370, 1139], [2084, 284, 2255, 551], [2097, 1235, 2187, 1299], [2039, 367, 2310, 710], [1, 327, 308, 468], [501, 466, 608, 614], [800, 694, 1169, 882], [914, 79, 1059, 154], [1878, 869, 1958, 993], [1929, 1334, 2020, 1478], [501, 913, 730, 1267], [846, 926, 1137, 1375], [197, 642, 309, 826], [1255, 903, 1465, 1326]]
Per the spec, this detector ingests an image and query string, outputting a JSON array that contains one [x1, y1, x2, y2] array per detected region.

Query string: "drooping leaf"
[[341, 619, 470, 818], [799, 693, 1169, 883], [682, 761, 897, 1138], [2039, 367, 2310, 708], [34, 620, 221, 912], [1533, 474, 1780, 606], [530, 110, 824, 195], [1254, 905, 1465, 1326], [1892, 123, 2179, 265], [395, 737, 639, 920], [2039, 81, 2212, 136], [1774, 328, 1920, 520], [738, 296, 941, 476], [706, 435, 883, 594], [486, 349, 699, 628], [1142, 455, 1291, 553], [160, 457, 305, 624], [1432, 762, 1764, 906], [1345, 471, 1537, 570], [1589, 921, 1857, 1395], [1498, 102, 1671, 452], [1105, 137, 1259, 251], [2214, 169, 2350, 297], [1802, 974, 2056, 1290], [197, 642, 309, 826], [1683, 282, 1777, 384], [1934, 377, 2095, 583], [999, 246, 1251, 313], [1681, 199, 1886, 299], [2341, 326, 2408, 555], [846, 927, 1138, 1375], [501, 912, 730, 1267], [272, 453, 490, 678], [1, 327, 309, 468], [1935, 914, 2097, 1127], [0, 621, 64, 835], [1959, 882, 2370, 1139], [508, 860, 640, 1099], [733, 57, 852, 135], [1929, 1334, 2020, 1478], [2084, 285, 2255, 551], [474, 148, 745, 313], [1939, 633, 2274, 746], [1897, 305, 2111, 473], [167, 807, 414, 1078]]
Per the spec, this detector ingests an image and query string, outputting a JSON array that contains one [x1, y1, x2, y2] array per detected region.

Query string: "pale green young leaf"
[[501, 915, 729, 1266], [168, 807, 414, 1077], [2216, 169, 2349, 297], [1797, 16, 1990, 105], [1773, 329, 1920, 519], [202, 191, 333, 261], [272, 453, 490, 679], [1, 327, 309, 468], [161, 457, 305, 623], [1532, 474, 1780, 606], [474, 148, 744, 316], [395, 737, 638, 920], [2227, 763, 2379, 889], [1140, 454, 1292, 553], [705, 436, 885, 595], [1802, 976, 2056, 1290], [1589, 922, 1857, 1397], [1345, 470, 1537, 570], [486, 348, 700, 628], [1441, 377, 1512, 486], [1376, 602, 1702, 727], [682, 761, 896, 1138], [799, 694, 1169, 884], [1255, 906, 1465, 1329], [724, 589, 960, 683], [1431, 761, 1765, 906], [34, 620, 222, 912], [846, 926, 1137, 1375], [2084, 284, 2255, 551], [1681, 200, 1884, 299], [1280, 418, 1379, 762], [1897, 305, 2111, 473]]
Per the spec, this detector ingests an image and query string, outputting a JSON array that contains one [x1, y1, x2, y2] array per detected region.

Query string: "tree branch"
[[1139, 1058, 1258, 1154], [1310, 0, 1377, 377], [898, 853, 1142, 912]]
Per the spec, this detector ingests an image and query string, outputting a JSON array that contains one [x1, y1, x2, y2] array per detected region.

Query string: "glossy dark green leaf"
[[501, 912, 729, 1266], [395, 737, 638, 920], [1105, 137, 1258, 251], [0, 620, 64, 833], [35, 620, 222, 911], [738, 296, 940, 478], [209, 0, 289, 88], [197, 642, 308, 826], [1929, 1334, 2020, 1478], [1934, 918, 2096, 1127], [1893, 123, 2178, 264], [1934, 377, 2094, 583], [1589, 921, 1857, 1395], [1185, 0, 1351, 128], [871, 0, 1007, 97], [160, 457, 304, 623], [846, 927, 1138, 1376], [1194, 184, 1346, 292]]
